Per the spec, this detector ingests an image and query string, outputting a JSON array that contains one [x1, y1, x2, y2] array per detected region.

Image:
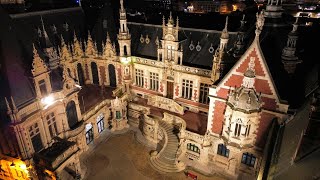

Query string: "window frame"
[[182, 79, 193, 100], [217, 144, 230, 158], [199, 83, 210, 104], [241, 152, 256, 167], [135, 69, 144, 87], [149, 72, 159, 91]]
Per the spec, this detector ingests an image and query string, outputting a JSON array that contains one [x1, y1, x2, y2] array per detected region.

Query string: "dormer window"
[[38, 79, 47, 96]]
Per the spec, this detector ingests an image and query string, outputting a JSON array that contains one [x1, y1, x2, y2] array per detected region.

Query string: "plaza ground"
[[80, 129, 227, 180]]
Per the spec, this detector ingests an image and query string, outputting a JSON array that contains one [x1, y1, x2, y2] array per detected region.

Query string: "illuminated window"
[[199, 83, 210, 104], [149, 72, 159, 91], [187, 143, 200, 154], [135, 69, 144, 87], [167, 45, 174, 60], [46, 112, 58, 138], [182, 79, 193, 100], [217, 144, 229, 157], [241, 153, 256, 167]]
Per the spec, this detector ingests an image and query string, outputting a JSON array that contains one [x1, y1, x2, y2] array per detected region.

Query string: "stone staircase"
[[150, 120, 184, 172]]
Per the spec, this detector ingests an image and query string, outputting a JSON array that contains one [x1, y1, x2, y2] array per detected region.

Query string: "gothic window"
[[187, 143, 200, 154], [199, 83, 210, 104], [234, 123, 241, 137], [217, 144, 229, 157], [167, 45, 174, 60], [38, 79, 47, 96], [241, 153, 256, 167], [46, 112, 58, 139], [135, 69, 144, 87], [182, 79, 193, 100], [29, 123, 43, 152], [245, 124, 251, 137], [149, 72, 159, 91]]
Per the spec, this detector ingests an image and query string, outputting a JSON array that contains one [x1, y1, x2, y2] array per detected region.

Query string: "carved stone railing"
[[185, 131, 204, 143], [64, 120, 85, 139], [82, 99, 111, 121], [51, 144, 79, 170], [18, 101, 40, 121], [142, 115, 159, 143], [133, 56, 211, 77], [128, 103, 151, 115], [148, 95, 184, 115], [112, 85, 125, 97]]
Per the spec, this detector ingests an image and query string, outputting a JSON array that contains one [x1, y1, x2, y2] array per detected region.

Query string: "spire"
[[255, 10, 265, 38], [168, 12, 174, 25], [281, 17, 302, 74], [4, 97, 12, 114], [60, 35, 71, 62], [240, 14, 246, 30], [31, 44, 49, 77], [162, 15, 165, 26], [86, 31, 96, 56], [120, 0, 124, 12], [10, 96, 17, 112], [39, 16, 52, 48], [176, 16, 179, 28], [73, 30, 83, 57], [242, 57, 256, 89], [221, 16, 229, 39]]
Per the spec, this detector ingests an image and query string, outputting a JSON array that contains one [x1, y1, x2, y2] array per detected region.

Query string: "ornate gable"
[[32, 44, 49, 77]]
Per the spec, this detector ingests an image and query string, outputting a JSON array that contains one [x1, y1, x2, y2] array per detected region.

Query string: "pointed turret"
[[60, 35, 72, 62], [31, 44, 49, 77], [73, 30, 83, 57], [103, 32, 116, 58], [118, 0, 131, 57], [85, 31, 96, 56], [40, 16, 53, 48], [233, 14, 246, 58], [4, 97, 12, 115], [282, 17, 302, 74]]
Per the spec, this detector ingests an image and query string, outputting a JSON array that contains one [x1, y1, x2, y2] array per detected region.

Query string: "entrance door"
[[167, 81, 174, 99]]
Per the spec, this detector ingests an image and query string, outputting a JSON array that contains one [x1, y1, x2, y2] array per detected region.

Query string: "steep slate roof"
[[128, 22, 238, 69]]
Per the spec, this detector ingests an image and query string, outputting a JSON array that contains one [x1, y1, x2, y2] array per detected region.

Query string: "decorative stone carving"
[[147, 95, 184, 115], [31, 44, 49, 77]]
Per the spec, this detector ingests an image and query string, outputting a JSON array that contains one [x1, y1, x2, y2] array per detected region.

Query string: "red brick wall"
[[255, 79, 272, 95], [236, 48, 265, 77], [261, 96, 278, 110], [117, 67, 122, 85], [255, 112, 275, 148], [224, 74, 243, 88], [217, 88, 229, 99], [212, 101, 226, 134], [99, 66, 106, 84]]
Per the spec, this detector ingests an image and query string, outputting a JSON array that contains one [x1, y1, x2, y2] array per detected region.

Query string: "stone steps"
[[150, 121, 184, 173]]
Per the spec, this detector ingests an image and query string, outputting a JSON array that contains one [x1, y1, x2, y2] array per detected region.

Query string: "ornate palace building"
[[0, 0, 318, 179]]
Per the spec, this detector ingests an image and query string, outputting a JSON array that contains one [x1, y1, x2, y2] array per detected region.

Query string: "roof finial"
[[255, 10, 265, 37], [120, 0, 124, 11], [176, 16, 179, 27], [162, 15, 165, 26], [168, 11, 174, 25], [221, 16, 229, 39], [4, 97, 12, 113], [292, 17, 299, 33], [10, 96, 17, 112], [240, 14, 246, 27], [40, 15, 45, 34]]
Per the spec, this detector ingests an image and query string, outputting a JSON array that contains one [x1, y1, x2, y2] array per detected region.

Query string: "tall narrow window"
[[149, 72, 159, 91], [135, 69, 144, 87], [241, 153, 256, 167], [116, 111, 121, 119], [245, 124, 251, 137], [167, 45, 175, 61], [38, 79, 47, 96], [182, 79, 193, 100], [217, 144, 229, 157], [234, 123, 241, 137], [46, 112, 58, 138], [29, 123, 43, 152], [124, 45, 127, 56], [199, 83, 210, 104]]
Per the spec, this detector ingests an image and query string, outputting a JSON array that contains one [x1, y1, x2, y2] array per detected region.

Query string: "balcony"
[[65, 120, 85, 139]]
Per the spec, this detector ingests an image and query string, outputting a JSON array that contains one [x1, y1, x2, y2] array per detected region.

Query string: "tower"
[[31, 44, 52, 99], [233, 15, 246, 58], [211, 16, 229, 83], [39, 16, 59, 70], [282, 18, 302, 74], [117, 0, 131, 57]]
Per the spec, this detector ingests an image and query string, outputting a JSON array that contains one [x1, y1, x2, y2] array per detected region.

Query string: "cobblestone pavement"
[[82, 131, 226, 180]]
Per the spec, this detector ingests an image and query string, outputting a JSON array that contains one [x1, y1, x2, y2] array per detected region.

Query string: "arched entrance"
[[66, 101, 78, 129], [85, 123, 94, 144], [96, 113, 105, 133], [91, 62, 99, 85], [108, 64, 117, 87], [77, 63, 85, 86]]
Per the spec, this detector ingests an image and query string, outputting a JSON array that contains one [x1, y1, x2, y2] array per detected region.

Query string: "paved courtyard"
[[81, 130, 226, 180]]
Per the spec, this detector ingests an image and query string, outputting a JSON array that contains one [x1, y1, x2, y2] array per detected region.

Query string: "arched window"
[[124, 45, 127, 56], [91, 62, 99, 85], [217, 144, 229, 157], [77, 63, 85, 86], [108, 64, 117, 87], [85, 124, 94, 144], [187, 143, 200, 154], [66, 101, 78, 129]]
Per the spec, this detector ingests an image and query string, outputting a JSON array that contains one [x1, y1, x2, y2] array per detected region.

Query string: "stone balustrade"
[[52, 145, 79, 170], [185, 131, 204, 143], [64, 120, 85, 139], [148, 95, 184, 115]]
